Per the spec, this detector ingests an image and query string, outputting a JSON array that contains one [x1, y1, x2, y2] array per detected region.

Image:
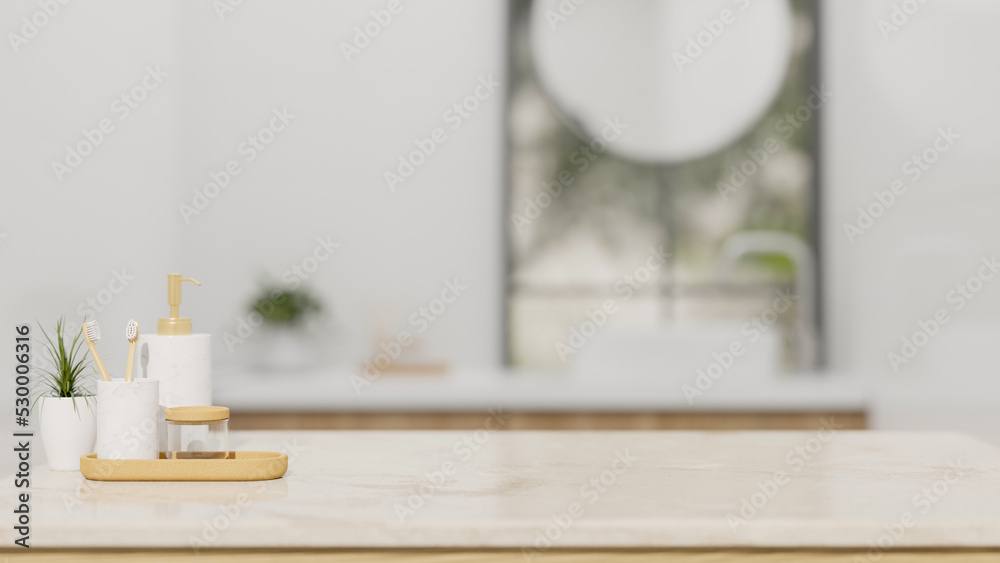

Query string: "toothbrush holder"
[[96, 379, 159, 460]]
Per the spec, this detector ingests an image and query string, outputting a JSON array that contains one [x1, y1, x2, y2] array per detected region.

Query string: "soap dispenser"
[[136, 273, 213, 427]]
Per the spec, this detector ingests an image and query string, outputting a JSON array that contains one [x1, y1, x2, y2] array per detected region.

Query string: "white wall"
[[1, 0, 183, 374], [823, 0, 1000, 440], [1, 0, 506, 374]]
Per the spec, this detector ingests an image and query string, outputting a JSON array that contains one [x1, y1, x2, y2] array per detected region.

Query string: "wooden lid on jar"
[[165, 406, 230, 423]]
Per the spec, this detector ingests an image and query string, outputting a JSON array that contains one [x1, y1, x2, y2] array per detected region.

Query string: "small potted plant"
[[34, 317, 97, 471], [248, 286, 324, 371]]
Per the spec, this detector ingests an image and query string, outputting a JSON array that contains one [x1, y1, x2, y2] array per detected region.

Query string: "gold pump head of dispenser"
[[157, 274, 201, 335]]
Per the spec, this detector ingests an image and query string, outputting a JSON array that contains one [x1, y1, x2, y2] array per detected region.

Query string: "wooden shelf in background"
[[229, 411, 867, 431]]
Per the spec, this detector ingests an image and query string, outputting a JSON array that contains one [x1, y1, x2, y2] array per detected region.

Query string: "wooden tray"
[[80, 451, 288, 481]]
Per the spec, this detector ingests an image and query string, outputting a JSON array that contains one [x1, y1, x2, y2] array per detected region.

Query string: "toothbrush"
[[83, 320, 111, 382], [125, 319, 139, 382]]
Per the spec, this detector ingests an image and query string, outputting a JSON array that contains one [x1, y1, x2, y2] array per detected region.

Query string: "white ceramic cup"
[[96, 379, 159, 460]]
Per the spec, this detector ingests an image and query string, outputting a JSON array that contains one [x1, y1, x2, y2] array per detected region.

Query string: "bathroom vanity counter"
[[5, 430, 1000, 561], [214, 366, 872, 412]]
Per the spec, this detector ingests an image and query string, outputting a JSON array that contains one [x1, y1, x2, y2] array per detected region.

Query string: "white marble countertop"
[[6, 430, 1000, 549], [212, 367, 871, 412]]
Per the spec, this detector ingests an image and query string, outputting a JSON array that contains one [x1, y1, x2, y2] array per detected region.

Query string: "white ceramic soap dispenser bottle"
[[136, 273, 212, 411]]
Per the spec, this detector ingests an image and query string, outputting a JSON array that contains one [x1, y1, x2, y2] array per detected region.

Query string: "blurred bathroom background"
[[3, 0, 999, 440]]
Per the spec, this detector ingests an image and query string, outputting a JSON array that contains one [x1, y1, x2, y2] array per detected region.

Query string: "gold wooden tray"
[[80, 451, 288, 481]]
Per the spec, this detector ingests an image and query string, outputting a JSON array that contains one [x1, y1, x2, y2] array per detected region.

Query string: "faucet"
[[717, 231, 818, 372]]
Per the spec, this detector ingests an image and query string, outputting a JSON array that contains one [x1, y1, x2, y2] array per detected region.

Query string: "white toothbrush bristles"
[[84, 320, 101, 342], [82, 320, 110, 382], [125, 319, 139, 382]]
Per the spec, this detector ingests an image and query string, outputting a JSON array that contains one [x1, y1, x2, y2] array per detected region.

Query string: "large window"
[[506, 0, 820, 373]]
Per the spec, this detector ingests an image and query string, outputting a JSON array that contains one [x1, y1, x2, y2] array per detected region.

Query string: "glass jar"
[[165, 406, 230, 459]]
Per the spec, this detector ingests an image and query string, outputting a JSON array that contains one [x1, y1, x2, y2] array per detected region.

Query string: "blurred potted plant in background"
[[248, 285, 325, 372], [33, 317, 97, 471]]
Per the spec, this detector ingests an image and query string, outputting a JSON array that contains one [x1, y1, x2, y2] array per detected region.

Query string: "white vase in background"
[[253, 325, 320, 372], [39, 396, 97, 471]]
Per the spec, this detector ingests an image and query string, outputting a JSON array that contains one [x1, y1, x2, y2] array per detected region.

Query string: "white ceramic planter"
[[253, 326, 319, 371], [96, 379, 159, 460], [39, 396, 97, 471]]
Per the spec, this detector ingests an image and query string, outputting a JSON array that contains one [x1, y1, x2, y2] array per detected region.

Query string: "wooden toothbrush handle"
[[125, 342, 136, 382], [85, 339, 111, 382]]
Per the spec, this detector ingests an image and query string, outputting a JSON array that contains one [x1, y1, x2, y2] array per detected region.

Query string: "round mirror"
[[531, 0, 795, 163]]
